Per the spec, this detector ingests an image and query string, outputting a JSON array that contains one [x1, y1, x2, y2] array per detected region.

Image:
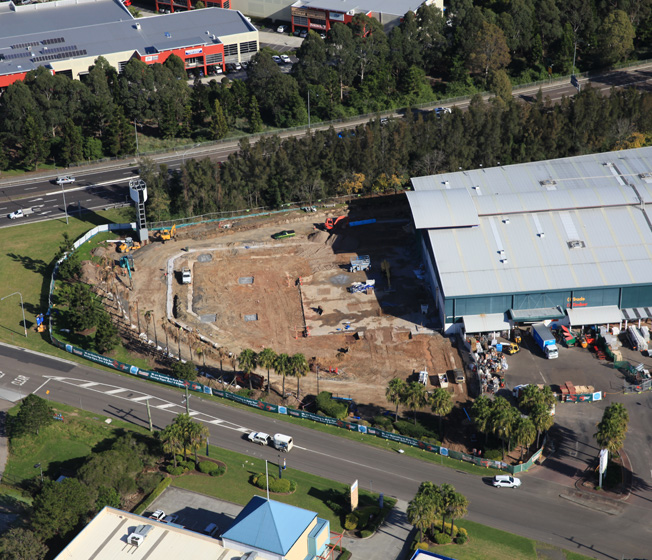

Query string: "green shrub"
[[210, 466, 226, 477], [252, 473, 292, 493], [484, 449, 503, 461], [344, 512, 358, 531], [416, 541, 430, 550], [179, 460, 196, 471], [326, 500, 344, 516], [133, 477, 172, 515], [359, 529, 373, 538], [198, 461, 219, 474], [137, 472, 164, 495], [315, 392, 349, 420], [166, 465, 185, 476], [373, 415, 393, 430], [175, 454, 184, 464], [456, 533, 468, 544], [456, 527, 468, 538], [393, 420, 426, 439], [434, 532, 452, 545]]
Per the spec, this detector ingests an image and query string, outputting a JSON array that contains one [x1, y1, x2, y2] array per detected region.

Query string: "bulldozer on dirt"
[[152, 224, 176, 244], [117, 237, 141, 253]]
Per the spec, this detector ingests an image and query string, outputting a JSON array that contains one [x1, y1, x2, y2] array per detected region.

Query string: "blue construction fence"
[[48, 224, 543, 476]]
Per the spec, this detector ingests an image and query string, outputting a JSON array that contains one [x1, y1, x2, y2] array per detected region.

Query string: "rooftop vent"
[[500, 258, 509, 264], [502, 218, 510, 224], [639, 172, 652, 184], [567, 240, 586, 249], [538, 232, 545, 238], [134, 22, 141, 30], [539, 179, 557, 190]]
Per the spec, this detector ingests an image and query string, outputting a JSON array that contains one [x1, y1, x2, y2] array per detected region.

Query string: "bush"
[[326, 499, 344, 516], [137, 472, 164, 495], [344, 512, 358, 531], [456, 533, 468, 544], [252, 473, 293, 493], [315, 392, 349, 420], [434, 532, 452, 545], [416, 541, 430, 551], [393, 420, 427, 439], [198, 461, 219, 474], [179, 460, 196, 471], [373, 415, 393, 430], [133, 477, 172, 516], [166, 465, 186, 476], [484, 449, 503, 461], [456, 527, 468, 538], [359, 529, 373, 538], [210, 466, 226, 477]]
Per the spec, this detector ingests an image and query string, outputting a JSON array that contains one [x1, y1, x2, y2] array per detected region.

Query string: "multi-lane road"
[[0, 342, 650, 560], [1, 62, 651, 228]]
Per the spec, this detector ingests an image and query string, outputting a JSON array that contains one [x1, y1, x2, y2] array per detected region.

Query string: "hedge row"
[[133, 477, 173, 515]]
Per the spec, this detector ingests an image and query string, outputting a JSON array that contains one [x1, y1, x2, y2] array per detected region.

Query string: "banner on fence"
[[367, 426, 420, 447], [288, 408, 338, 425]]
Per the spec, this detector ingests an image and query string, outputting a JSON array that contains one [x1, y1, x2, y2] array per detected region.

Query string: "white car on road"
[[280, 54, 291, 64], [56, 175, 75, 185], [492, 475, 521, 488], [8, 209, 24, 219], [247, 432, 270, 445]]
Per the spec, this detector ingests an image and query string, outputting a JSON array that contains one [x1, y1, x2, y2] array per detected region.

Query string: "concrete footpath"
[[342, 499, 415, 560]]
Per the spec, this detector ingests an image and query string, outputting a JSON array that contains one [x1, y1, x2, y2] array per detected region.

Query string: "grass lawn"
[[419, 520, 595, 560], [2, 400, 149, 488], [0, 207, 131, 354]]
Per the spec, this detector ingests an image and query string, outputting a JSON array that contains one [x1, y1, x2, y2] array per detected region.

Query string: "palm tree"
[[513, 416, 536, 461], [407, 481, 440, 541], [172, 413, 194, 461], [274, 353, 291, 399], [489, 397, 514, 459], [290, 353, 309, 398], [430, 388, 453, 437], [238, 348, 258, 390], [257, 348, 277, 395], [188, 420, 210, 466], [159, 423, 183, 468], [531, 402, 554, 448], [438, 483, 455, 533], [517, 384, 540, 412], [403, 381, 428, 425], [471, 395, 493, 444], [386, 378, 407, 421], [446, 490, 469, 537]]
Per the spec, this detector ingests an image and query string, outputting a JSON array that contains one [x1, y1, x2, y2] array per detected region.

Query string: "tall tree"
[[13, 394, 53, 438], [159, 423, 183, 468], [386, 378, 407, 421], [274, 353, 291, 398], [188, 419, 210, 465], [471, 394, 493, 444], [257, 348, 277, 395], [95, 311, 120, 354], [238, 348, 258, 390], [31, 478, 93, 540], [403, 381, 428, 424], [468, 22, 511, 82], [513, 416, 537, 460], [429, 388, 453, 436], [212, 99, 229, 140], [597, 10, 636, 66], [0, 528, 48, 560], [290, 353, 309, 397], [446, 489, 469, 536], [594, 403, 629, 455]]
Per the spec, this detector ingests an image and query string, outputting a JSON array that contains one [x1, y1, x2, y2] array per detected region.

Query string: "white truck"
[[273, 433, 294, 452], [181, 267, 191, 284], [532, 323, 559, 359]]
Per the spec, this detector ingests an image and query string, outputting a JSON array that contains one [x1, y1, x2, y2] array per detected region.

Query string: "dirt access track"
[[123, 197, 464, 411]]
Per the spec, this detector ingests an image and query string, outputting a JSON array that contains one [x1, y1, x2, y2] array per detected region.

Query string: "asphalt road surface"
[[1, 62, 651, 228], [0, 342, 650, 559]]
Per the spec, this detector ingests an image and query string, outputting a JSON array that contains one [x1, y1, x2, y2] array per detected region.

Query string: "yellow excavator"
[[152, 224, 176, 244], [117, 237, 141, 253]]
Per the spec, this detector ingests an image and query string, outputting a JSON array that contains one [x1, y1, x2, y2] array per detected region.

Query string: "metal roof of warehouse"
[[291, 0, 424, 16], [408, 147, 652, 298], [567, 305, 623, 326], [0, 0, 254, 77]]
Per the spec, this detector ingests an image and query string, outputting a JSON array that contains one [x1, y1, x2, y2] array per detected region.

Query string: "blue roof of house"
[[222, 496, 317, 555]]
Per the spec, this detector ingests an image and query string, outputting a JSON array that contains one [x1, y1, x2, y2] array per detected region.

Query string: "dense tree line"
[[0, 1, 649, 171], [140, 87, 652, 222]]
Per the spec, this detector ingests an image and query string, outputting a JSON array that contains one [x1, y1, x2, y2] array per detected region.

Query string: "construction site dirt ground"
[[98, 198, 467, 420]]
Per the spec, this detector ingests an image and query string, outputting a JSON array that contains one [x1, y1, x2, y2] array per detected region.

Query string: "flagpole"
[[265, 460, 270, 501]]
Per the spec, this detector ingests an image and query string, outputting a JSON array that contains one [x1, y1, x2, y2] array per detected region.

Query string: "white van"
[[273, 433, 293, 452]]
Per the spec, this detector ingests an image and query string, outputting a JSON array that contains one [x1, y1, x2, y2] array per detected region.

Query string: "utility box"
[[349, 255, 371, 272], [128, 524, 153, 547]]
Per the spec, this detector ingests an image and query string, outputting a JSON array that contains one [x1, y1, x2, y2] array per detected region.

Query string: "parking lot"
[[146, 486, 243, 536]]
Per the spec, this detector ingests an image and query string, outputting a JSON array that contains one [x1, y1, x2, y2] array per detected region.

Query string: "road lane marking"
[[44, 199, 57, 203], [78, 382, 99, 388], [156, 403, 176, 409], [29, 198, 43, 202], [33, 378, 51, 394], [209, 419, 223, 424], [25, 186, 37, 190], [11, 375, 29, 386], [131, 395, 153, 402], [104, 388, 128, 395]]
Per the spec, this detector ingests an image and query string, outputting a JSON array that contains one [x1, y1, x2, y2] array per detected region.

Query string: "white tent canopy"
[[566, 305, 623, 326], [463, 313, 512, 334]]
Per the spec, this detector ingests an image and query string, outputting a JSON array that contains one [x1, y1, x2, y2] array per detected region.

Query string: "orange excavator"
[[325, 215, 348, 230]]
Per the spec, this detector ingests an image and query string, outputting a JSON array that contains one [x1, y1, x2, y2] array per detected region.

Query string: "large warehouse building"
[[407, 146, 652, 334], [0, 0, 258, 88]]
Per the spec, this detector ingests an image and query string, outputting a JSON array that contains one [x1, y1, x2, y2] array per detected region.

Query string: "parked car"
[[293, 29, 301, 37], [492, 475, 521, 488], [280, 54, 291, 64], [56, 175, 75, 185], [299, 29, 308, 38], [276, 24, 286, 33], [241, 60, 249, 69], [272, 230, 295, 239], [149, 509, 166, 520], [8, 209, 24, 219], [247, 431, 270, 445], [435, 107, 452, 116], [234, 62, 242, 71], [272, 55, 282, 64], [320, 32, 327, 39]]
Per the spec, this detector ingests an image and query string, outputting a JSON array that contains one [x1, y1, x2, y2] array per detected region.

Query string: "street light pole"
[[61, 181, 69, 225], [1, 291, 27, 338], [307, 90, 311, 129], [34, 463, 43, 484], [134, 120, 139, 156]]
